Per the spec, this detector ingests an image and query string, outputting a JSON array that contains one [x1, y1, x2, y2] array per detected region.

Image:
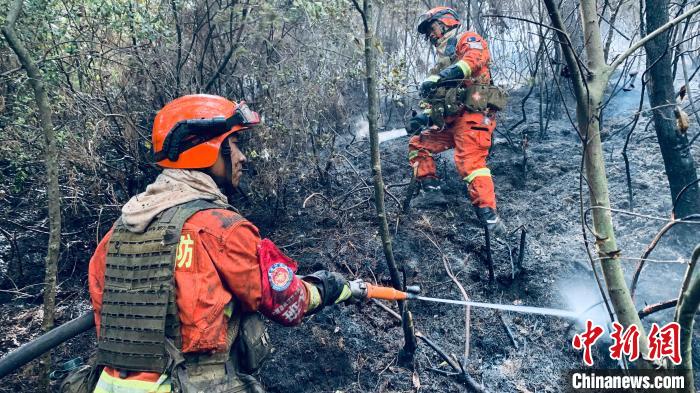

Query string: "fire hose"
[[0, 312, 94, 379], [0, 280, 577, 379], [348, 280, 579, 318]]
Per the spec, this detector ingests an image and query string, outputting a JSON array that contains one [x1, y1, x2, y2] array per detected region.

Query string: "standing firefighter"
[[87, 95, 354, 393], [408, 7, 507, 235]]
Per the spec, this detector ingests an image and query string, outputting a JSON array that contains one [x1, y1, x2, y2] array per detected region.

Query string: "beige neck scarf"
[[120, 169, 228, 233]]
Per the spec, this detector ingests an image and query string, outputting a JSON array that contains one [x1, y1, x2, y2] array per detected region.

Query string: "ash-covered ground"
[[1, 78, 698, 392], [255, 79, 699, 392]]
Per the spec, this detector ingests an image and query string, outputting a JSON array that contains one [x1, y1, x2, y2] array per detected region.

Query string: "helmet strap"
[[429, 21, 447, 45], [218, 136, 237, 198]]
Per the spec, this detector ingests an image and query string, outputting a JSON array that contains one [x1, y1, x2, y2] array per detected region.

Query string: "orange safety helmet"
[[417, 6, 461, 37], [152, 94, 260, 169]]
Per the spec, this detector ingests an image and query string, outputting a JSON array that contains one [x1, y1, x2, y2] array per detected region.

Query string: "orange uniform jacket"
[[452, 31, 491, 87], [409, 30, 498, 209], [89, 208, 305, 355]]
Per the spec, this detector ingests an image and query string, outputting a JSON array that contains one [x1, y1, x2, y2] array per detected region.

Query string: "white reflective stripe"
[[426, 74, 440, 82], [95, 370, 172, 393], [468, 42, 484, 50]]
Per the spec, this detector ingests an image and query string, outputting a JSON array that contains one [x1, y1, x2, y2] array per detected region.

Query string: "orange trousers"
[[408, 112, 497, 209]]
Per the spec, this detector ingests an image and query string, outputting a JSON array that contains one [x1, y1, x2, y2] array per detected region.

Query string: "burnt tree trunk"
[[644, 0, 700, 219], [2, 0, 62, 390], [352, 0, 417, 365]]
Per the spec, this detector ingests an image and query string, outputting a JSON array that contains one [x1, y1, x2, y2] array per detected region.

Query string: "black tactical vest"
[[96, 199, 221, 373]]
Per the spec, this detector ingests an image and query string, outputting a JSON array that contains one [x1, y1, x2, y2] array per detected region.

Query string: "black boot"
[[411, 178, 448, 208], [476, 206, 506, 237]]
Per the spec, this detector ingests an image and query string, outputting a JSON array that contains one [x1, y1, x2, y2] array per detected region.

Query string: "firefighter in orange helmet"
[[408, 7, 506, 236], [88, 95, 355, 393]]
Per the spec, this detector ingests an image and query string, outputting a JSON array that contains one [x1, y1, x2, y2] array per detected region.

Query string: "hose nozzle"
[[349, 280, 421, 301]]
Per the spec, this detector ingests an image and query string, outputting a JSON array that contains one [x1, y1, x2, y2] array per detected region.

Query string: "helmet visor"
[[417, 8, 460, 35], [417, 13, 434, 35], [154, 102, 260, 163]]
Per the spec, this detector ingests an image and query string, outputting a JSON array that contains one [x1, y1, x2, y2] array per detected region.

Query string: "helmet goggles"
[[154, 101, 260, 163]]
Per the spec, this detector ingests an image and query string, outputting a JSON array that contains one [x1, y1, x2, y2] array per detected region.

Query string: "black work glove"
[[420, 76, 440, 98], [303, 270, 350, 308], [408, 112, 431, 135], [436, 63, 468, 88]]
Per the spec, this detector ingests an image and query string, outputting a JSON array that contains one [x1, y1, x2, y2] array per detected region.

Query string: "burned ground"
[[0, 85, 698, 392], [253, 84, 699, 392]]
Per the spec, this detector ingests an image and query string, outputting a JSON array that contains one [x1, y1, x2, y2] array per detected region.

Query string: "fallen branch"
[[371, 300, 489, 393], [426, 367, 461, 376], [372, 300, 459, 370], [418, 228, 472, 358], [637, 299, 677, 319], [334, 184, 403, 210], [338, 198, 371, 212], [387, 181, 412, 189], [337, 153, 370, 188], [505, 240, 516, 280], [384, 188, 402, 209], [672, 180, 700, 218], [302, 192, 330, 208], [498, 311, 519, 349]]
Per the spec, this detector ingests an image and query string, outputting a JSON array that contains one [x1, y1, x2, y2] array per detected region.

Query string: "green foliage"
[[12, 166, 28, 193], [0, 0, 430, 285]]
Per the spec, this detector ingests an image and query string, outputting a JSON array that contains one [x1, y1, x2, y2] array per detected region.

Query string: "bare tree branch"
[[610, 3, 700, 70]]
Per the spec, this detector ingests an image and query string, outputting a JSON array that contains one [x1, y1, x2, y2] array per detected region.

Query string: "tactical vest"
[[425, 33, 508, 128], [70, 199, 271, 393], [429, 84, 508, 120], [96, 199, 222, 372]]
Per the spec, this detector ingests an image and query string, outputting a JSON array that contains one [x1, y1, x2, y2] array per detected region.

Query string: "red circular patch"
[[268, 263, 293, 291]]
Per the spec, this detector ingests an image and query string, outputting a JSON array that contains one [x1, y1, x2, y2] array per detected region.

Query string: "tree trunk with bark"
[[644, 0, 700, 220], [353, 0, 417, 364], [543, 0, 700, 366], [2, 0, 62, 390], [674, 245, 700, 393], [543, 0, 652, 360]]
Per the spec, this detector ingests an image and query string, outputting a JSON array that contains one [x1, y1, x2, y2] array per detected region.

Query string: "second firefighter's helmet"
[[417, 6, 461, 37], [151, 94, 260, 169]]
